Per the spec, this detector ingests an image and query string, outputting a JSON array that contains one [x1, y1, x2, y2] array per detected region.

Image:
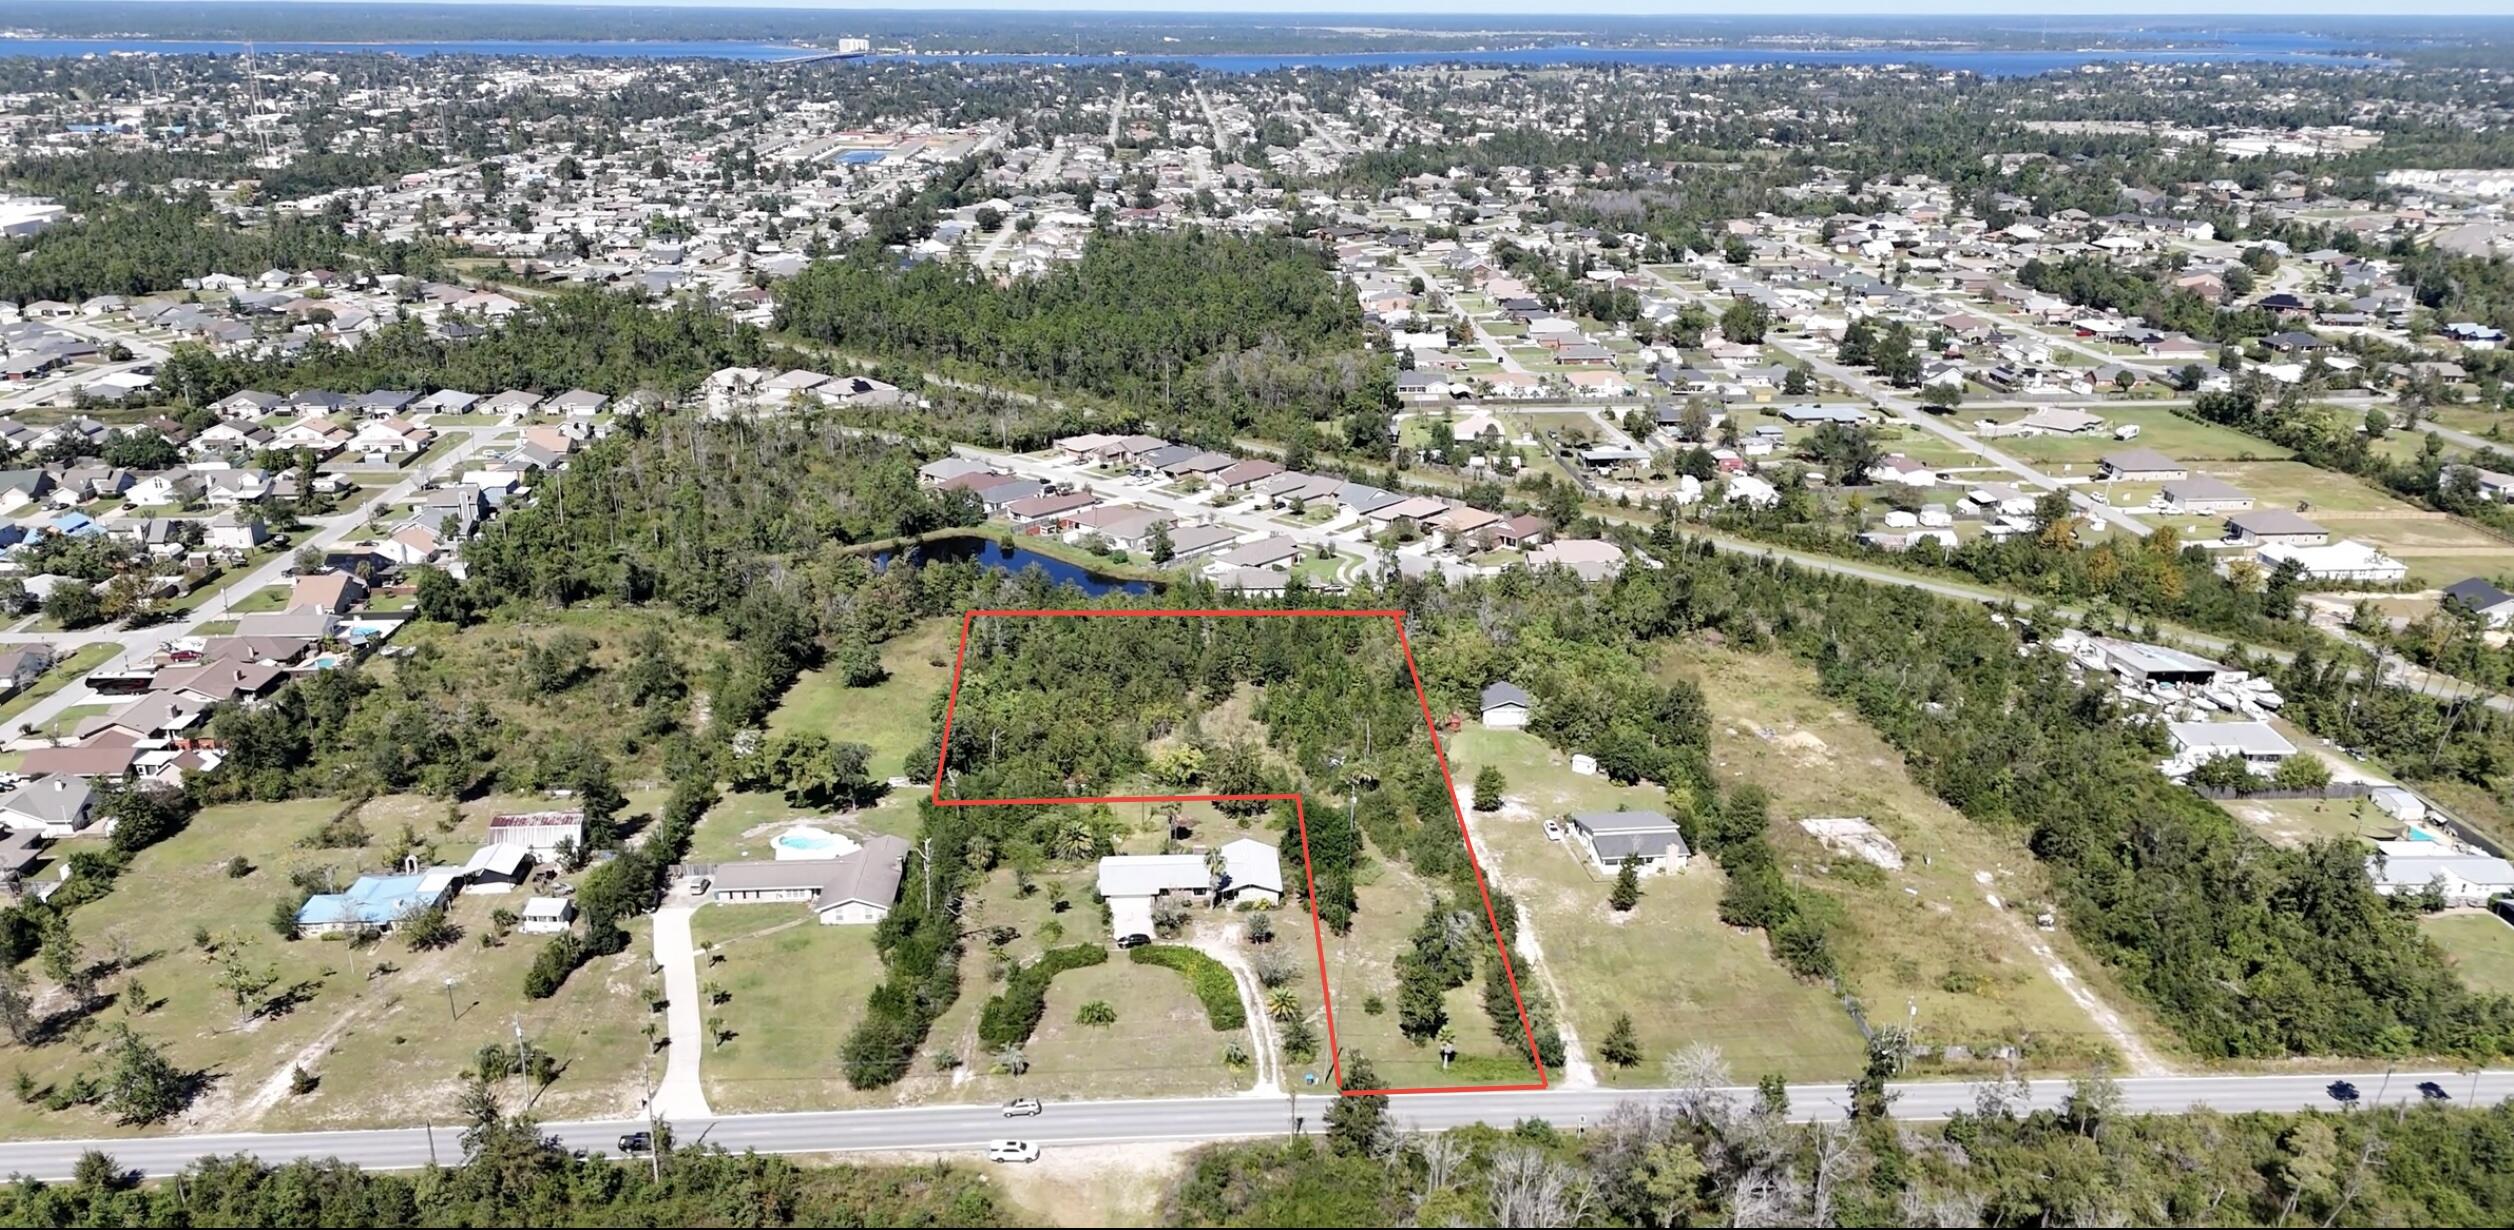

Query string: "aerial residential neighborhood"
[[2, 3, 2514, 1226]]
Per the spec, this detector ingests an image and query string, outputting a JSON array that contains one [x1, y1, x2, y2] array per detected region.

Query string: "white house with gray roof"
[[2367, 840, 2514, 908], [1566, 810, 1690, 875], [1481, 682, 1532, 728], [0, 775, 97, 839]]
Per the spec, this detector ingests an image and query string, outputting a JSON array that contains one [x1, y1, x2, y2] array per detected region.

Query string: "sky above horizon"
[[113, 1, 2514, 18]]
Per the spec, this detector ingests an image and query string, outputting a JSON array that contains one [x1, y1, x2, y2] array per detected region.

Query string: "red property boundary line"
[[927, 607, 1548, 1097]]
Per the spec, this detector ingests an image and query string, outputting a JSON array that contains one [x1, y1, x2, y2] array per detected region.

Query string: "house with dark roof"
[[2443, 577, 2514, 628], [1566, 810, 1691, 874], [2158, 475, 2252, 515], [1481, 682, 1532, 728], [2224, 508, 2329, 547], [2100, 448, 2187, 483]]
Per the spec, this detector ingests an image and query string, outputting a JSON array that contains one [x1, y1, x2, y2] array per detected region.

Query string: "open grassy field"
[[2424, 912, 2514, 996], [1656, 644, 2167, 1074], [221, 585, 292, 616], [2220, 795, 2399, 849], [2086, 457, 2514, 590], [951, 859, 1259, 1101], [689, 907, 884, 1113], [770, 617, 963, 782], [1439, 725, 1867, 1084], [2209, 461, 2514, 588], [1018, 958, 1251, 1100], [1276, 851, 1540, 1092], [698, 843, 1259, 1113], [0, 799, 650, 1139], [1985, 410, 2283, 472]]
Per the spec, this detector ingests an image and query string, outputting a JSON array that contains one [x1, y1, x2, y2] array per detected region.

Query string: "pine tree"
[[1609, 855, 1643, 912], [1600, 1013, 1642, 1068]]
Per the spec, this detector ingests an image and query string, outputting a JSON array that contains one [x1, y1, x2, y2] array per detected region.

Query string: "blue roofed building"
[[296, 870, 459, 936]]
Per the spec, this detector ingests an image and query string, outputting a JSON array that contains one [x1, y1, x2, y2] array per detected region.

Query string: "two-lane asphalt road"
[[3, 1070, 2504, 1181]]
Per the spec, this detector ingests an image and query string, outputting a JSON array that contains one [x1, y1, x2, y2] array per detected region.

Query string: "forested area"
[[2018, 254, 2280, 344], [0, 1108, 1010, 1227], [156, 288, 786, 406], [2, 144, 442, 208], [0, 195, 433, 304], [1167, 1084, 2514, 1226], [775, 230, 1390, 446]]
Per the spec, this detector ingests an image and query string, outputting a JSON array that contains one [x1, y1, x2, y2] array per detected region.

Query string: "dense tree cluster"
[[777, 231, 1389, 445], [0, 195, 431, 304], [0, 1109, 1008, 1227], [1167, 1088, 2514, 1226], [157, 288, 784, 407]]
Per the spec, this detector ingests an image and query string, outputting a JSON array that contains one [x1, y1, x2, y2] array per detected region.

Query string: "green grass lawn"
[[29, 702, 113, 741], [2208, 461, 2514, 587], [1011, 959, 1252, 1100], [690, 908, 884, 1113], [1989, 412, 2282, 471], [1659, 644, 2167, 1074], [2219, 795, 2400, 849], [1440, 726, 1866, 1084], [0, 643, 123, 731], [688, 789, 926, 864], [0, 799, 650, 1139], [1274, 854, 1540, 1092], [216, 585, 292, 616], [2423, 913, 2514, 996]]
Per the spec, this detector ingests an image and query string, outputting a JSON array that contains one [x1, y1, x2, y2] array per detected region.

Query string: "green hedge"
[[1129, 945, 1247, 1031], [977, 944, 1107, 1049]]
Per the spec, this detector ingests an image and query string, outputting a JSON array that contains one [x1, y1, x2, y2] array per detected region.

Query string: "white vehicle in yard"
[[988, 1140, 1042, 1164], [1542, 818, 1563, 842]]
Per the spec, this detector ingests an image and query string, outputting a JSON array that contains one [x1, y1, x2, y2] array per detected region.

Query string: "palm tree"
[[993, 1043, 1030, 1076], [1049, 818, 1095, 862], [1265, 989, 1300, 1022]]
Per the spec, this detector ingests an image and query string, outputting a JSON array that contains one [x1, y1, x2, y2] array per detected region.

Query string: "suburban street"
[[0, 423, 506, 733], [0, 1069, 2501, 1181]]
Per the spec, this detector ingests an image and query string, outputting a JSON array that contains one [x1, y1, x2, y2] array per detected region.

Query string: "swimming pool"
[[771, 826, 861, 861]]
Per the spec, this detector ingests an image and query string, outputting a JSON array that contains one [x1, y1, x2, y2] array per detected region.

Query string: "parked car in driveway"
[[1542, 819, 1563, 842], [988, 1140, 1041, 1163]]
